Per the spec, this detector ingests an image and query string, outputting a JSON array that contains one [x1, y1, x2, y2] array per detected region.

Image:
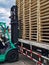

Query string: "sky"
[[0, 0, 16, 26]]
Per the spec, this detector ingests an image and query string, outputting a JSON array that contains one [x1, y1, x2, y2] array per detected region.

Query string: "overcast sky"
[[0, 0, 15, 26]]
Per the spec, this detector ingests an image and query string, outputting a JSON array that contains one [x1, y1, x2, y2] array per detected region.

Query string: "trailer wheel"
[[6, 49, 19, 62]]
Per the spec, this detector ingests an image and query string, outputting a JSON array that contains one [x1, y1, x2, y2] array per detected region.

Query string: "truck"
[[16, 0, 49, 65]]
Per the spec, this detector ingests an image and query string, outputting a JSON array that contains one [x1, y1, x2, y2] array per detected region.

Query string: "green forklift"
[[0, 22, 18, 62], [0, 5, 19, 62]]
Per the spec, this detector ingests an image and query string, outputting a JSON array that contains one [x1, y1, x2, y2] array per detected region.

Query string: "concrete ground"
[[0, 54, 36, 65]]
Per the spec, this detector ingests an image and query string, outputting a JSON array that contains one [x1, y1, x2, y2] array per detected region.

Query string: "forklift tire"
[[6, 49, 19, 62]]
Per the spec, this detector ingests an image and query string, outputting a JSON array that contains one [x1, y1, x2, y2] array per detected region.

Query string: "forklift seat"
[[0, 41, 5, 49]]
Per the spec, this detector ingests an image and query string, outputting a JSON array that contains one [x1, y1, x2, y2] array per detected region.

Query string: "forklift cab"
[[0, 32, 8, 49], [0, 34, 6, 49]]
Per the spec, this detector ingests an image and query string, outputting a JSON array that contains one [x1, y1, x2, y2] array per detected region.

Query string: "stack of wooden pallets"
[[16, 0, 49, 44], [31, 0, 37, 41], [40, 0, 49, 43], [24, 0, 29, 39]]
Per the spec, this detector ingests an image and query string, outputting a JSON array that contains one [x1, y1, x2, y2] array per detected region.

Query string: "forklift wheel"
[[6, 49, 19, 62]]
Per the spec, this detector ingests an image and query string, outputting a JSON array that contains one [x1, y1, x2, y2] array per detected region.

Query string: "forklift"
[[0, 5, 19, 62]]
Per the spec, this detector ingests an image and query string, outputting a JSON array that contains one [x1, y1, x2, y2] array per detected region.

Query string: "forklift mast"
[[10, 5, 19, 45]]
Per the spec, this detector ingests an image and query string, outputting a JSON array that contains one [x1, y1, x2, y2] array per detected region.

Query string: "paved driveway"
[[0, 54, 36, 65]]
